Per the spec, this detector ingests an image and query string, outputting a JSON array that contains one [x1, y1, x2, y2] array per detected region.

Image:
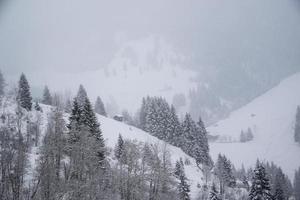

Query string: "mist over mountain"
[[0, 0, 299, 123]]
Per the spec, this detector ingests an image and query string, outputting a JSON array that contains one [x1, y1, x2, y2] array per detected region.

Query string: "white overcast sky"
[[0, 0, 299, 80]]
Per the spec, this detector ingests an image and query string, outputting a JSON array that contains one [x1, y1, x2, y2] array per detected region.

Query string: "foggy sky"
[[0, 0, 299, 80]]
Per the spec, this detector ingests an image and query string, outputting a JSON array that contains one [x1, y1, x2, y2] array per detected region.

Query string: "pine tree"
[[165, 105, 182, 145], [42, 85, 52, 105], [174, 158, 184, 179], [76, 84, 88, 108], [80, 98, 105, 162], [114, 134, 124, 160], [209, 183, 220, 200], [195, 116, 212, 167], [181, 113, 198, 155], [214, 154, 236, 195], [295, 106, 300, 143], [0, 70, 5, 98], [273, 169, 285, 200], [64, 98, 72, 113], [246, 127, 254, 141], [174, 159, 190, 200], [139, 97, 148, 130], [34, 101, 42, 112], [249, 163, 273, 200], [17, 73, 32, 111], [240, 130, 246, 142], [294, 167, 300, 200], [94, 96, 107, 116]]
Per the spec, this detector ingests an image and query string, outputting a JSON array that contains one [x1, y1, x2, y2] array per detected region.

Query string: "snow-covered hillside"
[[24, 103, 203, 199], [98, 114, 203, 199], [208, 72, 300, 179]]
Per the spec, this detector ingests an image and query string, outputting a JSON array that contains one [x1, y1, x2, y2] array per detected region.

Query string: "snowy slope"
[[23, 103, 203, 199], [208, 72, 300, 178], [98, 114, 203, 199]]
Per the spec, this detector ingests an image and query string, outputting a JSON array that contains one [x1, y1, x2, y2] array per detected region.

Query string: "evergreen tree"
[[34, 101, 42, 112], [195, 116, 212, 167], [37, 108, 66, 200], [76, 84, 88, 108], [246, 127, 254, 141], [17, 73, 32, 111], [66, 95, 108, 199], [214, 154, 236, 195], [174, 159, 190, 200], [240, 130, 246, 142], [64, 98, 72, 113], [94, 96, 107, 116], [249, 163, 273, 200], [273, 169, 285, 200], [67, 98, 82, 140], [209, 183, 220, 200], [294, 167, 300, 200], [42, 85, 52, 105], [80, 98, 105, 162], [0, 70, 5, 98], [295, 106, 300, 143], [114, 134, 124, 160], [181, 113, 198, 155], [165, 105, 182, 145], [139, 97, 149, 130]]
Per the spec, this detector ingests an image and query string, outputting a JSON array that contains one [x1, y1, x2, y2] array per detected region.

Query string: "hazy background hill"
[[0, 0, 299, 123]]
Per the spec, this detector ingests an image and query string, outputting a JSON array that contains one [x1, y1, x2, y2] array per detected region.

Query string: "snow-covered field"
[[208, 72, 300, 179]]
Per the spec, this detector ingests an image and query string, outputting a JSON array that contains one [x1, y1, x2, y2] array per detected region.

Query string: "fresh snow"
[[208, 72, 300, 179], [24, 104, 203, 199], [98, 114, 203, 199]]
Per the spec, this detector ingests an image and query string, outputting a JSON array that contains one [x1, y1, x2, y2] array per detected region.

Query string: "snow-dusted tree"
[[121, 110, 135, 126], [174, 158, 191, 200], [273, 168, 285, 200], [34, 101, 42, 112], [139, 97, 148, 130], [76, 84, 88, 108], [249, 163, 272, 200], [66, 95, 109, 200], [295, 106, 300, 144], [0, 102, 30, 199], [0, 70, 5, 98], [166, 105, 182, 145], [294, 167, 300, 200], [17, 73, 32, 111], [246, 128, 254, 141], [81, 97, 106, 162], [42, 85, 52, 105], [114, 134, 124, 160], [195, 116, 212, 167], [240, 128, 254, 142], [181, 113, 198, 155], [240, 130, 247, 143], [36, 107, 66, 200], [94, 96, 107, 116], [64, 98, 72, 113], [264, 161, 293, 199], [214, 154, 236, 195], [209, 183, 221, 200], [67, 98, 82, 142]]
